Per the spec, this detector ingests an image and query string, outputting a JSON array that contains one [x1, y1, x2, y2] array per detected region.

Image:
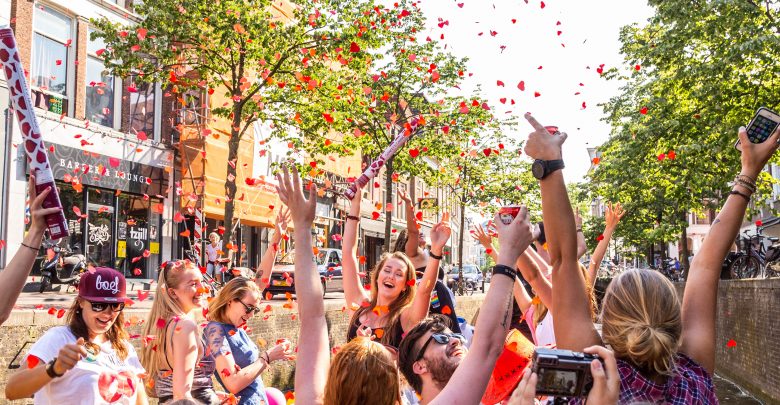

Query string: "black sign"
[[47, 143, 168, 197]]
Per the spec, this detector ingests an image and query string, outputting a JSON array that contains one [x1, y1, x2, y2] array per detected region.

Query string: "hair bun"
[[624, 323, 678, 376]]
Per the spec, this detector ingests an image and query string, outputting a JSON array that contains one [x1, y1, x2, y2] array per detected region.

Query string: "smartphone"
[[533, 348, 600, 398], [735, 107, 780, 150], [498, 206, 521, 225]]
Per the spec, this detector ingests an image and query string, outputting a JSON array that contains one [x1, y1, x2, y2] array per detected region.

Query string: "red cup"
[[544, 125, 559, 135], [498, 206, 521, 225]]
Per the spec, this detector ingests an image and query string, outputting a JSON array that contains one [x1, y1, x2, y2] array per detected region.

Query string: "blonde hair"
[[533, 263, 596, 326], [600, 269, 681, 377], [141, 260, 199, 388], [349, 252, 416, 345], [208, 277, 260, 325], [325, 337, 401, 405]]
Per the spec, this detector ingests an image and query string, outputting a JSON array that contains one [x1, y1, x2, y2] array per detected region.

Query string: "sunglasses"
[[238, 300, 260, 315], [89, 302, 125, 313], [415, 332, 466, 362]]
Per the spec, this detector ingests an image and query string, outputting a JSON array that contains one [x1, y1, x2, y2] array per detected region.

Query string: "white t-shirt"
[[26, 326, 145, 405], [523, 306, 556, 348], [206, 243, 219, 262]]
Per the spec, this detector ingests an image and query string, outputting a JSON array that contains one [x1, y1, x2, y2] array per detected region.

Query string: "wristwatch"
[[532, 159, 565, 180], [46, 358, 63, 378]]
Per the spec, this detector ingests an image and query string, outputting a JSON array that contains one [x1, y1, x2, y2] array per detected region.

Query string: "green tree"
[[92, 0, 385, 253], [591, 0, 780, 274]]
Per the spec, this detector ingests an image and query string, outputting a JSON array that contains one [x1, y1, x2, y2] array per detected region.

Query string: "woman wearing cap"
[[204, 277, 294, 404], [142, 260, 217, 404], [5, 267, 147, 404]]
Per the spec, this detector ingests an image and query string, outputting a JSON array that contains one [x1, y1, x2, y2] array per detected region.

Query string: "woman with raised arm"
[[279, 166, 402, 405], [254, 207, 290, 292], [6, 268, 147, 405], [204, 277, 293, 404], [585, 202, 625, 286], [526, 113, 778, 403], [341, 183, 451, 347], [142, 260, 218, 404]]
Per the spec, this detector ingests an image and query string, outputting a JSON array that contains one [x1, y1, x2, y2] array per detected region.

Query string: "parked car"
[[264, 248, 357, 299], [447, 264, 484, 287]]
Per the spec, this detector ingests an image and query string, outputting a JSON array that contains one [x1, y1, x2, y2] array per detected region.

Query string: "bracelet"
[[729, 190, 751, 203], [346, 215, 360, 221], [734, 179, 756, 193], [492, 264, 518, 280], [736, 174, 756, 185], [263, 351, 271, 364], [429, 251, 443, 260], [20, 242, 39, 251]]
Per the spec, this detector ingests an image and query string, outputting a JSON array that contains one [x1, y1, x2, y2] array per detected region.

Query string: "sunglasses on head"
[[415, 332, 466, 361], [89, 302, 125, 313], [238, 300, 260, 315]]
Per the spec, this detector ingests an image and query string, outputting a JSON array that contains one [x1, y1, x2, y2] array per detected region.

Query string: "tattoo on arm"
[[500, 290, 513, 329], [712, 218, 721, 227]]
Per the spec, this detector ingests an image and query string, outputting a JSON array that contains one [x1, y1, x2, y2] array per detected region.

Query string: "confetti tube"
[[345, 131, 413, 200], [0, 28, 69, 239]]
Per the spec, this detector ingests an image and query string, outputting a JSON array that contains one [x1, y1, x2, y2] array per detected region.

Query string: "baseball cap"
[[78, 267, 127, 303]]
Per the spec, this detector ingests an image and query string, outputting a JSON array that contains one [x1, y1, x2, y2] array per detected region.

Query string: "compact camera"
[[532, 348, 600, 398]]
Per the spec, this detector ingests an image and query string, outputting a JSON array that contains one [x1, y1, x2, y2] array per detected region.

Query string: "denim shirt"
[[204, 322, 269, 405]]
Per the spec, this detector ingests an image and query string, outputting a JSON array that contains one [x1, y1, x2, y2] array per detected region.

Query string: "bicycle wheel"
[[729, 255, 761, 279], [764, 261, 780, 278], [465, 281, 475, 296]]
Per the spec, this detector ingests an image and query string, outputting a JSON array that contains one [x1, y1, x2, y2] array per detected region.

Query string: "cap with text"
[[78, 267, 127, 303]]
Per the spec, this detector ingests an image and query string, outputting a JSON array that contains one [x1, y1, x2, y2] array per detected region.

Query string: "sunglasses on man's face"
[[415, 332, 467, 361], [89, 302, 125, 313], [238, 300, 261, 315]]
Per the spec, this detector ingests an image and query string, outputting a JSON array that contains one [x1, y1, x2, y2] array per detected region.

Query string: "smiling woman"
[[4, 268, 148, 405]]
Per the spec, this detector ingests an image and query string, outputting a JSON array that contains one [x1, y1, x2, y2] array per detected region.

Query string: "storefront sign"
[[88, 223, 111, 246], [117, 240, 126, 258], [150, 242, 160, 254], [47, 143, 168, 196]]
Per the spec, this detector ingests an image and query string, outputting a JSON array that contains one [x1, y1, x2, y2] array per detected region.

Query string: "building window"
[[128, 81, 157, 139], [86, 29, 119, 128], [32, 4, 72, 115]]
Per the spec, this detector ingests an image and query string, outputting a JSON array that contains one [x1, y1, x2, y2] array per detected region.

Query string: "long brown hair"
[[66, 298, 129, 360], [601, 269, 681, 378], [325, 337, 401, 405], [349, 252, 415, 345], [208, 277, 260, 325], [141, 260, 198, 386]]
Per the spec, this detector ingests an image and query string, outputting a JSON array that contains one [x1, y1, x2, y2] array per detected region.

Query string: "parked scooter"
[[39, 241, 87, 293]]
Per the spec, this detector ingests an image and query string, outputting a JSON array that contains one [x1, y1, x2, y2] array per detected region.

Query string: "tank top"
[[154, 318, 218, 403], [347, 311, 406, 347]]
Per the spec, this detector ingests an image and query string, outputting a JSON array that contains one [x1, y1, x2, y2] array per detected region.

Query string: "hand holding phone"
[[735, 107, 780, 150]]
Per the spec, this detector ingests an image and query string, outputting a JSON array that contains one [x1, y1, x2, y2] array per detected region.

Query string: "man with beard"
[[398, 315, 467, 404]]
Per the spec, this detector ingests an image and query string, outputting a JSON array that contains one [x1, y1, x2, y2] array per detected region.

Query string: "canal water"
[[715, 374, 764, 404]]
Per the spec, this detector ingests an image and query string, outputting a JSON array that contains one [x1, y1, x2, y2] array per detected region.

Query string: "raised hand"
[[523, 113, 567, 161], [267, 338, 295, 362], [604, 203, 625, 231], [53, 337, 88, 375], [470, 225, 493, 249], [275, 166, 316, 228], [430, 213, 452, 252], [272, 206, 291, 244], [738, 125, 780, 178], [27, 174, 62, 237], [397, 189, 412, 207], [493, 206, 533, 267]]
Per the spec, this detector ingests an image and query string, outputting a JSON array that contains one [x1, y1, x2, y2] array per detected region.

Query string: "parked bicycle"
[[727, 227, 780, 279]]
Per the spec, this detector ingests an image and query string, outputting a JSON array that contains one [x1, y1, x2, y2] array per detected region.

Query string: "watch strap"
[[544, 159, 565, 177]]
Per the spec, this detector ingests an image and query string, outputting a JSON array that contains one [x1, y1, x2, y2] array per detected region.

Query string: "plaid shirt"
[[615, 353, 717, 404]]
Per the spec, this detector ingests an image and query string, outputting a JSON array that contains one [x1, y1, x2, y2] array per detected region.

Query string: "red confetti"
[[406, 279, 415, 287], [726, 339, 737, 348], [640, 106, 648, 115], [409, 148, 420, 158], [441, 305, 452, 315], [667, 150, 676, 160], [517, 81, 525, 91], [756, 220, 763, 227], [26, 355, 40, 369], [349, 42, 360, 53], [156, 318, 166, 329], [596, 234, 605, 241], [56, 309, 65, 318], [371, 211, 380, 220], [592, 157, 600, 165]]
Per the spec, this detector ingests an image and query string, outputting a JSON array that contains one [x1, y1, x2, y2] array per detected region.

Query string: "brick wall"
[[674, 279, 780, 405], [0, 295, 485, 403]]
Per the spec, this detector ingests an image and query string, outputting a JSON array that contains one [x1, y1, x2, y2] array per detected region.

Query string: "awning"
[[361, 218, 387, 238]]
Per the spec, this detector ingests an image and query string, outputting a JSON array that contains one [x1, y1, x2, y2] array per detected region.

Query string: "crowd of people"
[[1, 114, 777, 404]]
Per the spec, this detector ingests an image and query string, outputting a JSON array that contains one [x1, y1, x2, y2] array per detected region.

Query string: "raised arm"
[[0, 175, 61, 326], [524, 113, 600, 350], [515, 247, 552, 312], [398, 189, 423, 258], [432, 208, 533, 405], [277, 166, 328, 405], [341, 184, 369, 312], [586, 203, 624, 287], [255, 207, 290, 291], [471, 224, 499, 263], [681, 126, 780, 373], [401, 214, 451, 331], [575, 209, 587, 259]]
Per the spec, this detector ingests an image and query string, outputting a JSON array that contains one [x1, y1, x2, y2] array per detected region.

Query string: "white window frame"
[[31, 2, 76, 117], [86, 28, 122, 129]]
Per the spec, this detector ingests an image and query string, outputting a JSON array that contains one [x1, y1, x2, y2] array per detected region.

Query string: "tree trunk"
[[221, 104, 243, 264], [680, 213, 690, 280], [383, 157, 394, 253], [458, 195, 466, 294], [649, 243, 655, 269]]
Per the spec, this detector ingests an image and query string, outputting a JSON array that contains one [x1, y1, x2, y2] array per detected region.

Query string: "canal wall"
[[0, 294, 485, 404]]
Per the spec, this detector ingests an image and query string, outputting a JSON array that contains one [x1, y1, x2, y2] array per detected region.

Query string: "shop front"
[[43, 142, 169, 278]]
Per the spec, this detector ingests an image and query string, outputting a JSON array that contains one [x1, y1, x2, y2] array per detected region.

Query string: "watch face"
[[532, 160, 545, 179]]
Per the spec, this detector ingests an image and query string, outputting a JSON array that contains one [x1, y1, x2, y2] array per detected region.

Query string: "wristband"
[[492, 264, 518, 280], [729, 190, 751, 203], [263, 351, 271, 364], [429, 251, 443, 260], [346, 215, 360, 221], [20, 242, 39, 251], [46, 358, 63, 378]]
